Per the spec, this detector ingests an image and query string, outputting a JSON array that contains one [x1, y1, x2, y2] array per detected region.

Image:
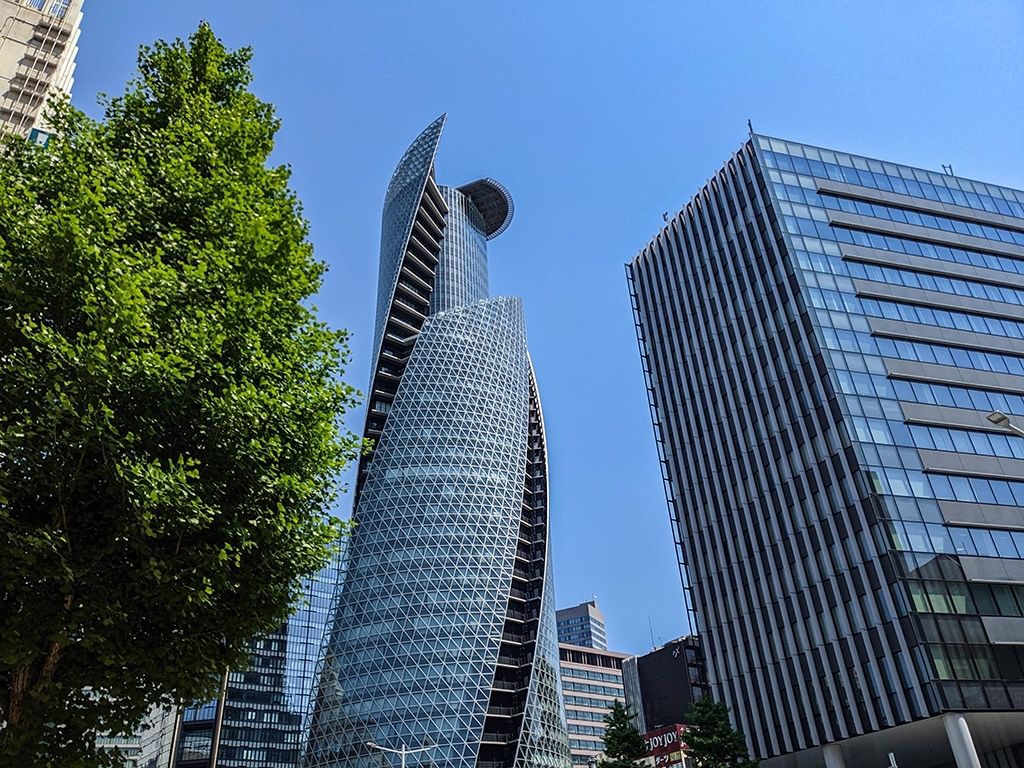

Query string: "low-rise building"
[[559, 643, 630, 766]]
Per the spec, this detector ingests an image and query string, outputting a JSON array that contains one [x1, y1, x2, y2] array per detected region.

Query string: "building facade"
[[620, 637, 704, 735], [97, 732, 142, 767], [558, 644, 629, 766], [619, 657, 646, 736], [0, 0, 82, 138], [556, 601, 608, 650], [304, 116, 570, 768], [137, 707, 179, 768], [168, 548, 344, 768], [628, 134, 1024, 767]]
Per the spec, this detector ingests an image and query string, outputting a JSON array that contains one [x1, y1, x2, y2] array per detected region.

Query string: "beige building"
[[559, 642, 631, 766], [0, 0, 82, 138]]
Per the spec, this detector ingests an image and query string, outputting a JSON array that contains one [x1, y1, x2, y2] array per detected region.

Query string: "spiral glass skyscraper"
[[304, 116, 571, 768]]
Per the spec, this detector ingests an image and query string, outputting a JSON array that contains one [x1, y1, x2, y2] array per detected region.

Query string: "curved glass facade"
[[305, 121, 570, 768], [372, 114, 446, 359], [429, 187, 489, 314]]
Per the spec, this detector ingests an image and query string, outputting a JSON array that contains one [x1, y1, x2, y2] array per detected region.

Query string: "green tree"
[[685, 696, 758, 768], [601, 699, 648, 768], [0, 23, 360, 766]]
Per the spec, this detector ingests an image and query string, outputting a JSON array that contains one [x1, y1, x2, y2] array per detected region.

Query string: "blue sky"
[[73, 2, 1024, 655]]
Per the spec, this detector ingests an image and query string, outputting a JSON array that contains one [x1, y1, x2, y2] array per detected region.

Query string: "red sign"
[[643, 724, 689, 768]]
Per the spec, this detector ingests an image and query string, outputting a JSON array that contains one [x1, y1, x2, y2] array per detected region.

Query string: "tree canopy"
[[0, 23, 359, 766], [685, 696, 758, 768], [601, 699, 648, 768]]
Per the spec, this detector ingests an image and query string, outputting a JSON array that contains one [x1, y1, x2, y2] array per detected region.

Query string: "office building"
[[0, 0, 82, 138], [557, 600, 608, 650], [304, 116, 570, 768], [558, 644, 630, 765], [168, 548, 343, 767], [627, 133, 1024, 767], [137, 707, 179, 768], [96, 732, 142, 767], [620, 637, 704, 735]]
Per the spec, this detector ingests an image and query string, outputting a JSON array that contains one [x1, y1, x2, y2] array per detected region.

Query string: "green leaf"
[[684, 696, 759, 768], [0, 22, 359, 766]]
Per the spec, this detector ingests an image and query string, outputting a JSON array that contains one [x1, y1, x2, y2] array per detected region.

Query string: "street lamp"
[[987, 410, 1024, 438], [366, 741, 436, 768], [365, 632, 501, 768]]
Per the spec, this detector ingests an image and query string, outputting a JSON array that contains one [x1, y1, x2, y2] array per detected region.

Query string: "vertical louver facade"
[[628, 135, 1024, 767]]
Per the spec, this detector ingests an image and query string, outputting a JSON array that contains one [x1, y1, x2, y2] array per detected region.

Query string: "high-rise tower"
[[628, 134, 1024, 767], [0, 0, 82, 139], [305, 116, 570, 768], [168, 549, 343, 768], [556, 600, 608, 650]]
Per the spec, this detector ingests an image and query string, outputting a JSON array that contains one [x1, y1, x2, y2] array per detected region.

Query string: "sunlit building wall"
[[0, 0, 82, 138], [558, 644, 628, 766]]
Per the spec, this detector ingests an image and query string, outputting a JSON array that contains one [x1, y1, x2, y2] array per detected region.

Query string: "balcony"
[[486, 705, 522, 718], [511, 567, 536, 582], [491, 678, 522, 693], [480, 733, 512, 745]]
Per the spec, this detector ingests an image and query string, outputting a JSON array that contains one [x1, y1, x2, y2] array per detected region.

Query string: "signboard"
[[643, 724, 689, 768]]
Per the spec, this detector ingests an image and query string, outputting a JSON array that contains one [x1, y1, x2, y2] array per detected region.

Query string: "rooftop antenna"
[[662, 212, 670, 222], [648, 616, 656, 649], [942, 164, 955, 176], [747, 118, 754, 135]]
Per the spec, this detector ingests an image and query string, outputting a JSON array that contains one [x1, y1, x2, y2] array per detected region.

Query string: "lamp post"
[[365, 632, 501, 768], [366, 741, 436, 768], [987, 411, 1024, 438], [209, 669, 230, 767]]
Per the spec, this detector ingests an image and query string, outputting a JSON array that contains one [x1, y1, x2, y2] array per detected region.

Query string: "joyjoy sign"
[[643, 724, 689, 768]]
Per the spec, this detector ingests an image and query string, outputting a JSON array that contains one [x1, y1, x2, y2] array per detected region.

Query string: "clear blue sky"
[[73, 2, 1023, 655]]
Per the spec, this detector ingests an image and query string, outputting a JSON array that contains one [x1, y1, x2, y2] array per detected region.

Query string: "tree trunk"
[[1, 640, 64, 746]]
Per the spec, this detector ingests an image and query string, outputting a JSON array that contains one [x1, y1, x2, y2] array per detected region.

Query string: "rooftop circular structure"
[[457, 177, 514, 239]]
